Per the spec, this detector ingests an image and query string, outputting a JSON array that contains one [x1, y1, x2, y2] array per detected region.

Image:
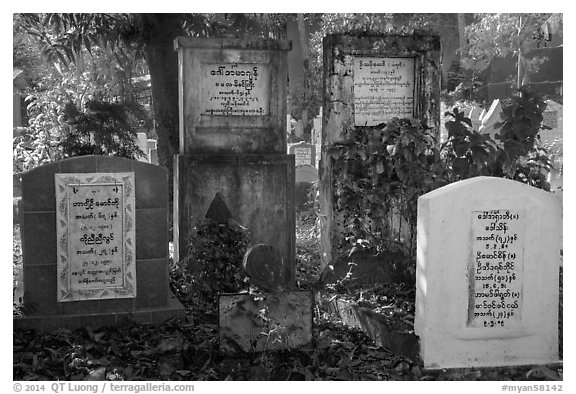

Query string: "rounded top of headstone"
[[420, 176, 551, 201], [242, 244, 286, 292]]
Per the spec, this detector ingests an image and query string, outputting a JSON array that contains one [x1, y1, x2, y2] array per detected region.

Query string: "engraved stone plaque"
[[468, 209, 524, 328], [294, 147, 312, 166], [353, 57, 415, 126], [200, 62, 270, 116], [55, 173, 136, 302], [542, 110, 558, 129]]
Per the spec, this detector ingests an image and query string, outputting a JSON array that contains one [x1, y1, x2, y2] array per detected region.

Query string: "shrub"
[[61, 100, 146, 159], [170, 219, 251, 305], [329, 117, 448, 281], [442, 86, 553, 190]]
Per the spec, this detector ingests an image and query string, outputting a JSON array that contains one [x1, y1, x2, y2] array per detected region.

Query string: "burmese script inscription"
[[55, 173, 136, 302], [294, 147, 312, 166], [200, 62, 270, 116], [353, 57, 415, 126], [542, 110, 558, 129], [469, 209, 524, 328]]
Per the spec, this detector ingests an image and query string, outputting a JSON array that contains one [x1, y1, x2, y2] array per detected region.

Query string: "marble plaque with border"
[[55, 172, 136, 302]]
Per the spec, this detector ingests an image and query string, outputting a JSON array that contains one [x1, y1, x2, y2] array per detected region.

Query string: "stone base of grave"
[[219, 290, 313, 353], [318, 292, 419, 358], [13, 295, 185, 332]]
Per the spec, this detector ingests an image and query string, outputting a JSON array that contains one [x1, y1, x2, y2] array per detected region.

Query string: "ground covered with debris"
[[13, 222, 562, 381]]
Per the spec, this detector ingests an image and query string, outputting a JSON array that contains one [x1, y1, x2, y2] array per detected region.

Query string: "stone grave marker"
[[319, 33, 440, 270], [149, 149, 158, 165], [14, 155, 184, 332], [467, 105, 484, 131], [539, 100, 563, 190], [479, 99, 503, 138], [288, 141, 316, 167], [219, 244, 313, 353], [288, 142, 318, 213], [135, 132, 148, 162], [147, 139, 157, 164], [173, 37, 295, 285], [415, 176, 561, 368]]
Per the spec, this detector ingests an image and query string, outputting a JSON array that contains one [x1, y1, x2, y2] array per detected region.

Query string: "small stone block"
[[219, 290, 313, 353]]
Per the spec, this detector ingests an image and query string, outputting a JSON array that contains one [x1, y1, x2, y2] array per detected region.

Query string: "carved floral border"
[[55, 172, 136, 302]]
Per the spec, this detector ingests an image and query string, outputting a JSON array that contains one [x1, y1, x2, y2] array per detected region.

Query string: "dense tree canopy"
[[14, 13, 562, 170], [14, 13, 289, 171]]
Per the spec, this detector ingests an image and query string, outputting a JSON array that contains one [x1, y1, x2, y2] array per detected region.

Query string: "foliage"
[[13, 15, 153, 173], [329, 87, 552, 286], [13, 79, 69, 173], [171, 219, 251, 305], [463, 13, 558, 87], [330, 118, 448, 265], [14, 13, 292, 172], [60, 100, 146, 159], [443, 86, 552, 189]]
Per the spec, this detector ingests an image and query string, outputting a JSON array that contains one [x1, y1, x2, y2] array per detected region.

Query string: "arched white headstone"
[[415, 176, 561, 368]]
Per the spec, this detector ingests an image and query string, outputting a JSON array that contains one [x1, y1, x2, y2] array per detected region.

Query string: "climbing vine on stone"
[[329, 87, 553, 280], [329, 117, 448, 262]]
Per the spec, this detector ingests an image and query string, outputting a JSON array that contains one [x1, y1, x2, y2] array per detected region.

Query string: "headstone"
[[479, 99, 502, 138], [312, 109, 322, 145], [173, 37, 296, 285], [539, 100, 563, 191], [14, 155, 185, 332], [288, 142, 318, 213], [147, 139, 157, 163], [219, 244, 313, 353], [136, 132, 148, 162], [312, 109, 322, 168], [319, 34, 440, 270], [467, 106, 484, 131], [288, 141, 316, 167], [415, 176, 561, 368], [149, 148, 158, 165]]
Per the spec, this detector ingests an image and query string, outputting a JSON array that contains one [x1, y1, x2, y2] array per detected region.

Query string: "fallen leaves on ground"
[[12, 220, 563, 381]]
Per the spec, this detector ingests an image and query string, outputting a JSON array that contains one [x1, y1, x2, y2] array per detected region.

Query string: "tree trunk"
[[141, 14, 184, 171], [457, 13, 466, 64], [140, 14, 185, 231], [296, 13, 310, 141]]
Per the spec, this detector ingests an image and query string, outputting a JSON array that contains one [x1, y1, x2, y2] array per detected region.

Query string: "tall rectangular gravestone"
[[415, 176, 561, 368], [173, 37, 295, 284], [288, 142, 318, 213], [319, 34, 440, 270], [14, 156, 184, 332]]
